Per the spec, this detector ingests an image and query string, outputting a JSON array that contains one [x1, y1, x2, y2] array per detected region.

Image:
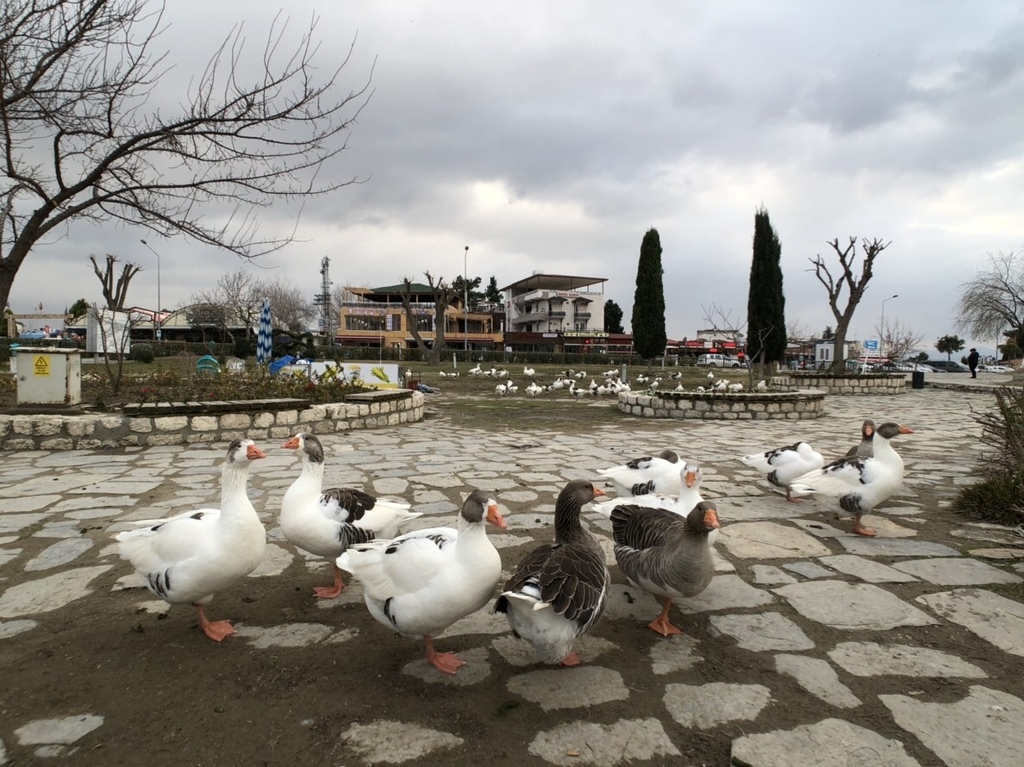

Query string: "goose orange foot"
[[560, 651, 581, 667], [313, 566, 346, 599], [195, 606, 235, 642], [424, 636, 465, 675]]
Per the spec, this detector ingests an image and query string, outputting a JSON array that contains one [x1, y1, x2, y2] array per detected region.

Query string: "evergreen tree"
[[746, 208, 786, 373], [604, 299, 624, 334], [485, 276, 502, 303], [631, 228, 667, 362], [935, 334, 965, 360]]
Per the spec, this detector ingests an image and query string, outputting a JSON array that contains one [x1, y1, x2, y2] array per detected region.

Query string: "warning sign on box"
[[34, 356, 50, 376]]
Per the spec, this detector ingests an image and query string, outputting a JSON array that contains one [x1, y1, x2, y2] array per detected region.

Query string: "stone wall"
[[0, 391, 424, 451], [617, 390, 826, 420], [778, 372, 906, 395]]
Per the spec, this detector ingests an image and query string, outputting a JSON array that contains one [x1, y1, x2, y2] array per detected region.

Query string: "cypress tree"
[[631, 228, 667, 362], [746, 208, 786, 372]]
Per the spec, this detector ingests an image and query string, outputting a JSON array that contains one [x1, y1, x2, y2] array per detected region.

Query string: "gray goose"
[[845, 419, 876, 458], [495, 479, 611, 666], [610, 501, 720, 637]]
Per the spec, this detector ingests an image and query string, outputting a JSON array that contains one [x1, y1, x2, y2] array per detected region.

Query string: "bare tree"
[[786, 319, 810, 341], [398, 273, 456, 365], [956, 251, 1024, 348], [0, 1, 373, 313], [185, 302, 230, 343], [875, 317, 925, 363], [190, 271, 263, 341], [263, 278, 315, 335], [808, 237, 891, 372], [90, 254, 141, 311]]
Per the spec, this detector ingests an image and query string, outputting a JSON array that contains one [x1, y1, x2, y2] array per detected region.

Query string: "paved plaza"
[[1, 383, 1024, 765]]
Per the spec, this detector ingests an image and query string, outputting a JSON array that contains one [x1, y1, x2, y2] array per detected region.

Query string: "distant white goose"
[[741, 441, 825, 502], [114, 439, 267, 641], [598, 449, 689, 497], [789, 422, 913, 537]]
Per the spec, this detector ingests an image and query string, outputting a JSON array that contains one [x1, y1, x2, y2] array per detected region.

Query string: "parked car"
[[696, 353, 742, 368], [893, 361, 936, 372], [926, 360, 970, 373], [979, 364, 1013, 373]]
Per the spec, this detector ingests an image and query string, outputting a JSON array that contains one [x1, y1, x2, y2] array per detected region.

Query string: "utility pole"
[[464, 245, 469, 353]]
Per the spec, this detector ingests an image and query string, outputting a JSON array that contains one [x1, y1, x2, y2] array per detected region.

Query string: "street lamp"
[[140, 239, 161, 340], [463, 245, 469, 353], [880, 293, 898, 358]]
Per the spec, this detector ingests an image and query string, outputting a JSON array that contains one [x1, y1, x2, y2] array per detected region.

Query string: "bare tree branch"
[[0, 0, 373, 310], [956, 251, 1024, 344]]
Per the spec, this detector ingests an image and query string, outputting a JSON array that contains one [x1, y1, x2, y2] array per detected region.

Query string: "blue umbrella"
[[256, 298, 273, 364]]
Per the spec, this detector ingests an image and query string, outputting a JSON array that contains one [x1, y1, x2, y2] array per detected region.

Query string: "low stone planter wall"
[[617, 389, 826, 420], [0, 390, 424, 451], [777, 372, 905, 395]]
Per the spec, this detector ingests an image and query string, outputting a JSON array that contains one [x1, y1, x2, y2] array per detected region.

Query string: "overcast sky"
[[11, 1, 1024, 356]]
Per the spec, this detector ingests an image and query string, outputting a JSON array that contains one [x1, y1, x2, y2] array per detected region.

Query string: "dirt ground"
[[1, 386, 1022, 766]]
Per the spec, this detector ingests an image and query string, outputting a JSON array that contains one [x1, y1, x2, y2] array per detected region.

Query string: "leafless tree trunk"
[[88, 303, 137, 394], [808, 237, 891, 372], [90, 254, 141, 311], [0, 0, 373, 312], [262, 278, 315, 335], [399, 273, 456, 365]]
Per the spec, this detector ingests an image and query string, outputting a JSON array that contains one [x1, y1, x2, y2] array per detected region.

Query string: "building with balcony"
[[335, 284, 504, 351], [500, 273, 610, 352]]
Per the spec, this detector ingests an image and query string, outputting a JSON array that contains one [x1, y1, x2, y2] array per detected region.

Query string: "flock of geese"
[[114, 419, 911, 672]]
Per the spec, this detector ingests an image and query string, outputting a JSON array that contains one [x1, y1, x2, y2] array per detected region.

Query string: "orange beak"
[[282, 436, 301, 449], [486, 502, 507, 530], [703, 508, 720, 530], [592, 485, 607, 498], [246, 444, 267, 460], [899, 425, 914, 434], [685, 470, 698, 488]]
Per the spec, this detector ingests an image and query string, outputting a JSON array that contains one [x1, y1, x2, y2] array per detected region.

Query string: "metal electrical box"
[[16, 347, 82, 405]]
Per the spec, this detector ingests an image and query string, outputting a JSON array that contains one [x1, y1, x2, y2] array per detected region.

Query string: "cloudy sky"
[[11, 1, 1024, 356]]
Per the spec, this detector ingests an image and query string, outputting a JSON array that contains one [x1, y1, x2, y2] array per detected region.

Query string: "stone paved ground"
[[2, 383, 1024, 766]]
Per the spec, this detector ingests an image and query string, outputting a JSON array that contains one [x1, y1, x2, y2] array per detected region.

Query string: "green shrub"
[[130, 344, 155, 363], [954, 386, 1024, 525]]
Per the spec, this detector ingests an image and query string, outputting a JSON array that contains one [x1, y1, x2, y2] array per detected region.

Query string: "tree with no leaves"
[[631, 228, 667, 363], [876, 317, 925, 363], [808, 237, 891, 372], [0, 0, 372, 313], [398, 273, 457, 366], [956, 251, 1024, 350]]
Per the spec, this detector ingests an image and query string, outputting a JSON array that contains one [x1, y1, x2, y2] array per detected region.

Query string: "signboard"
[[863, 339, 879, 351], [34, 356, 50, 376]]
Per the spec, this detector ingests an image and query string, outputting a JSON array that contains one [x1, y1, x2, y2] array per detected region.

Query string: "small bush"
[[130, 344, 155, 363], [953, 471, 1024, 525]]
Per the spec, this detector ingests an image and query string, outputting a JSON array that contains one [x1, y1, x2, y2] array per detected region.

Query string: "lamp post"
[[140, 239, 161, 340], [463, 245, 469, 353], [880, 293, 898, 358]]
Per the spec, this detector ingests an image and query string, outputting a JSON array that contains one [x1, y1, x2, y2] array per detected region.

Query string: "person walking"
[[968, 348, 980, 378]]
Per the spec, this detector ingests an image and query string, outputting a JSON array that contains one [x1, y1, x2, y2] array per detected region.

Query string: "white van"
[[696, 353, 742, 368]]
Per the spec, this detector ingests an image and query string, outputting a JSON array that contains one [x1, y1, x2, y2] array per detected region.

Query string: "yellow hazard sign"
[[34, 356, 50, 376]]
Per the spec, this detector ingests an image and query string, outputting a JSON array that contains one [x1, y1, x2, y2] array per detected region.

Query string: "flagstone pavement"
[[2, 384, 1024, 765]]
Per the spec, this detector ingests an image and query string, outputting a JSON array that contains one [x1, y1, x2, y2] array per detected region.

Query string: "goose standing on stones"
[[114, 439, 267, 641], [280, 433, 421, 598], [338, 490, 506, 675], [741, 441, 825, 502], [494, 480, 611, 666], [598, 449, 687, 496], [610, 501, 720, 636], [593, 462, 704, 518], [789, 422, 913, 537]]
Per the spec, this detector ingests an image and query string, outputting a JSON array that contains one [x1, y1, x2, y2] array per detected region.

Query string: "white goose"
[[114, 439, 267, 641], [789, 421, 913, 537], [610, 500, 720, 636], [593, 462, 705, 519], [280, 433, 421, 598], [495, 480, 610, 666], [741, 441, 825, 502], [337, 490, 506, 675], [598, 449, 687, 496]]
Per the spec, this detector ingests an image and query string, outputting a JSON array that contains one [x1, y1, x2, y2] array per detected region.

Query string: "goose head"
[[461, 490, 507, 529], [686, 501, 720, 534], [282, 432, 324, 465]]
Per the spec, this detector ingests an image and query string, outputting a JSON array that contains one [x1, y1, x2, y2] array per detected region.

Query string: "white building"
[[501, 273, 607, 334]]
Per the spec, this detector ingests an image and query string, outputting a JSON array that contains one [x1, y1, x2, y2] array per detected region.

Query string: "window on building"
[[346, 315, 385, 331]]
